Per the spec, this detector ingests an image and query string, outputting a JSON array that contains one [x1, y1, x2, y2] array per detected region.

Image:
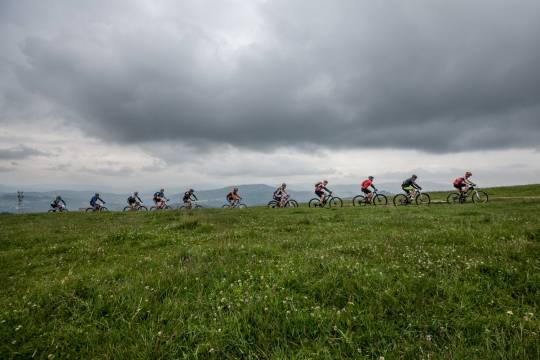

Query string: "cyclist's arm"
[[413, 183, 422, 190], [323, 187, 331, 193], [371, 185, 378, 191], [136, 195, 143, 203], [192, 194, 198, 201], [61, 199, 66, 205]]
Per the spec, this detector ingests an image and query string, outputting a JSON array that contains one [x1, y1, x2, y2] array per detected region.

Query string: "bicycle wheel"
[[163, 205, 171, 210], [85, 207, 94, 212], [139, 206, 148, 211], [123, 206, 132, 211], [100, 207, 108, 212], [472, 191, 488, 203], [150, 206, 157, 211], [238, 203, 248, 209], [373, 194, 388, 206], [222, 204, 231, 209], [48, 209, 55, 213], [267, 200, 278, 208], [447, 193, 461, 204], [352, 195, 367, 207], [415, 193, 431, 205], [393, 194, 409, 206], [329, 197, 343, 208], [286, 200, 299, 208], [308, 198, 321, 208]]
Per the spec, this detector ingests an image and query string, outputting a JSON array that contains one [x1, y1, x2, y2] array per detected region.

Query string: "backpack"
[[453, 177, 464, 186]]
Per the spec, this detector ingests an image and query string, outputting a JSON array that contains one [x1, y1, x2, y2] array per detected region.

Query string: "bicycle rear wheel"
[[123, 206, 132, 212], [308, 198, 321, 208], [393, 194, 409, 206], [472, 191, 488, 203], [373, 194, 388, 206], [352, 195, 367, 207], [447, 193, 461, 204], [85, 207, 94, 212], [222, 204, 231, 209], [329, 197, 343, 208], [415, 193, 431, 205], [139, 206, 148, 211]]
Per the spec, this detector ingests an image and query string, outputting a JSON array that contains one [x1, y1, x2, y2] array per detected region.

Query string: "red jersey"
[[453, 177, 465, 186], [361, 179, 373, 189]]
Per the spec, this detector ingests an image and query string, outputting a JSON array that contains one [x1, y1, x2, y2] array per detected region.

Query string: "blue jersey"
[[90, 195, 100, 206]]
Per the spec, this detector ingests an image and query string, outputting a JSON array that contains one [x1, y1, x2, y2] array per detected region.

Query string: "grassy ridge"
[[1, 192, 539, 358]]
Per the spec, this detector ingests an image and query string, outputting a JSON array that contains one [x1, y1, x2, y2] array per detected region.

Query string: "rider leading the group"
[[50, 195, 66, 211], [361, 176, 377, 203], [153, 188, 169, 209], [273, 183, 288, 207], [402, 175, 422, 199], [226, 187, 241, 206], [453, 171, 474, 195], [183, 189, 198, 208], [90, 193, 106, 210], [127, 191, 143, 209], [314, 180, 331, 206]]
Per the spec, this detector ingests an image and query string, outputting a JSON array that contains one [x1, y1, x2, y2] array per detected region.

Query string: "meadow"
[[1, 185, 539, 359]]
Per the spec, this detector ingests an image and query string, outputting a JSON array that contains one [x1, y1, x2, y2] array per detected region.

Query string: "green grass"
[[1, 188, 540, 359]]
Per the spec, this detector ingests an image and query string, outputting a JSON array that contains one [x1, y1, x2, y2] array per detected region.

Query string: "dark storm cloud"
[[0, 145, 48, 160], [1, 0, 540, 153]]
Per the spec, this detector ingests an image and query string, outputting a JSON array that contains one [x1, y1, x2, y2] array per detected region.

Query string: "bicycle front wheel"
[[393, 194, 408, 206], [308, 198, 321, 208], [415, 193, 431, 205], [100, 207, 108, 212], [238, 203, 248, 209], [373, 194, 388, 206], [329, 197, 343, 208], [123, 206, 132, 212], [139, 206, 148, 211], [472, 191, 488, 203], [286, 200, 299, 208], [267, 200, 278, 208]]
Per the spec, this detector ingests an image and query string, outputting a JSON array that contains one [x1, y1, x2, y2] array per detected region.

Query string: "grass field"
[[1, 185, 539, 359]]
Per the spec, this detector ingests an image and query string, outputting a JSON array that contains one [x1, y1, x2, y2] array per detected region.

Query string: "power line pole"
[[17, 191, 24, 213]]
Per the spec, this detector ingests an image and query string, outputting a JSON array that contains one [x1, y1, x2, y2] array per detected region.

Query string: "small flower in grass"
[[379, 356, 385, 360], [506, 310, 514, 315], [157, 331, 162, 336], [426, 334, 432, 341], [209, 348, 215, 353], [15, 325, 22, 331]]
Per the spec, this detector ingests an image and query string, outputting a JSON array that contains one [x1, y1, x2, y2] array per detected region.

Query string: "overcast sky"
[[1, 0, 539, 191]]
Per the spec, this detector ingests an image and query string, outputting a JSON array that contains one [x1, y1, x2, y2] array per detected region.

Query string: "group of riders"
[[49, 171, 476, 211]]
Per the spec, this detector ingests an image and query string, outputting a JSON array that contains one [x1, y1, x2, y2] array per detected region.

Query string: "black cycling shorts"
[[315, 190, 324, 197], [361, 188, 371, 194]]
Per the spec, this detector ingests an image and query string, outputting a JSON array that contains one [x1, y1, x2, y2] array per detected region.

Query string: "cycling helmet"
[[323, 180, 328, 184], [465, 171, 472, 176], [233, 187, 239, 191], [56, 195, 61, 199], [189, 189, 194, 193], [134, 191, 139, 195], [95, 193, 99, 196], [412, 174, 417, 178], [368, 176, 374, 180], [282, 183, 287, 188], [160, 188, 165, 192]]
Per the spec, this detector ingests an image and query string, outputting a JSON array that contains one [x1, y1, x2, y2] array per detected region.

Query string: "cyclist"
[[314, 180, 331, 206], [183, 189, 198, 208], [226, 187, 241, 206], [361, 176, 377, 203], [153, 188, 169, 209], [273, 183, 288, 207], [90, 193, 105, 210], [127, 191, 143, 209], [453, 171, 474, 195], [50, 195, 66, 211], [402, 175, 422, 200]]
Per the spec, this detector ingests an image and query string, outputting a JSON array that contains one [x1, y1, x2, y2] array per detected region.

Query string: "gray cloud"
[[0, 145, 48, 160], [79, 166, 135, 177], [1, 0, 540, 153]]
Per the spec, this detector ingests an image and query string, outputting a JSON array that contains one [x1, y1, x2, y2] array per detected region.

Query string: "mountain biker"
[[361, 176, 377, 203], [90, 193, 105, 210], [226, 187, 241, 206], [127, 191, 143, 209], [315, 180, 331, 206], [402, 175, 422, 199], [50, 195, 66, 211], [453, 171, 474, 194], [273, 183, 288, 207], [183, 189, 198, 208], [153, 188, 169, 209]]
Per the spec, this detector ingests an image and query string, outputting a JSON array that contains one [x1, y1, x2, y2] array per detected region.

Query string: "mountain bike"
[[179, 202, 203, 210], [447, 185, 488, 204], [352, 190, 388, 206], [150, 199, 171, 211], [85, 204, 108, 212], [48, 205, 68, 213], [268, 194, 299, 208], [123, 203, 148, 211], [223, 199, 247, 209], [393, 189, 431, 206], [308, 192, 343, 208]]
